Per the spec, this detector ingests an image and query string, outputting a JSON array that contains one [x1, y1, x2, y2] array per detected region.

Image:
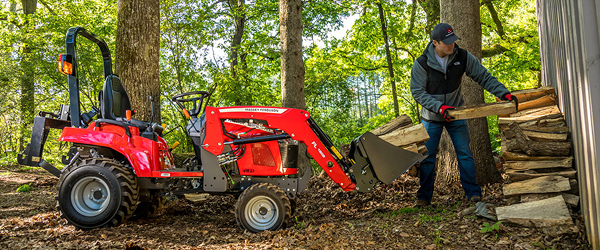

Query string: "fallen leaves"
[[0, 166, 590, 249]]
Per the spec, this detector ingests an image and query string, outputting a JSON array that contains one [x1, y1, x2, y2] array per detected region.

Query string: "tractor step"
[[153, 170, 204, 178]]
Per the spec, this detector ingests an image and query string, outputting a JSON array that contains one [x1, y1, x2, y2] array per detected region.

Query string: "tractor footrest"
[[153, 170, 204, 178]]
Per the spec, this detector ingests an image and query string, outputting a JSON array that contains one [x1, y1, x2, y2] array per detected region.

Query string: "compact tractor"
[[18, 27, 424, 232]]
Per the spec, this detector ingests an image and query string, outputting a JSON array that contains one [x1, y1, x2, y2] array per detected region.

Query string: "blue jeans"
[[417, 119, 481, 202]]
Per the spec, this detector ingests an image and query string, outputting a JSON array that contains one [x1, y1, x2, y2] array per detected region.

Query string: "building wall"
[[536, 0, 600, 249]]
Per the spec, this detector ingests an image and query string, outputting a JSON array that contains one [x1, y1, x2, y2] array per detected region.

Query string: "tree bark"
[[377, 3, 399, 118], [229, 0, 246, 105], [116, 0, 161, 123], [18, 0, 37, 152], [279, 0, 305, 110], [280, 0, 311, 176], [441, 0, 502, 185]]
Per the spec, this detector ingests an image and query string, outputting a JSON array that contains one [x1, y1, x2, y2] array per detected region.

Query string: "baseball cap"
[[431, 23, 460, 44]]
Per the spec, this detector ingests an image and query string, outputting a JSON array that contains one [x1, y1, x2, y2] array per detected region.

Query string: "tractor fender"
[[59, 126, 160, 177]]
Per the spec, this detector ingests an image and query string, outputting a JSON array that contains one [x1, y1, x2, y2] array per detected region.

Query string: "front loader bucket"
[[348, 132, 426, 192]]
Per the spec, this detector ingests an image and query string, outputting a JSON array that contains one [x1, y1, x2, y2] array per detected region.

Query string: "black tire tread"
[[56, 158, 139, 229]]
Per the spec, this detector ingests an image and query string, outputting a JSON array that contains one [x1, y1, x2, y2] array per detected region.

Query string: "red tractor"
[[18, 27, 424, 232]]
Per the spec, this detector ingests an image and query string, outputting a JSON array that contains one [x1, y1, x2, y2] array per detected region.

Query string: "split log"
[[567, 179, 579, 195], [447, 101, 516, 120], [402, 143, 418, 153], [496, 195, 573, 227], [370, 115, 413, 136], [503, 176, 571, 196], [522, 130, 568, 142], [509, 105, 560, 118], [521, 126, 570, 133], [505, 170, 577, 182], [340, 117, 429, 159], [500, 113, 566, 132], [378, 123, 429, 147], [521, 193, 579, 206], [502, 151, 570, 161], [417, 143, 428, 154], [517, 95, 557, 111], [504, 123, 571, 156], [509, 85, 556, 103], [504, 158, 573, 170]]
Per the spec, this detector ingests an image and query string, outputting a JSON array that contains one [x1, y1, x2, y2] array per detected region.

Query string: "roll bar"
[[64, 27, 113, 127]]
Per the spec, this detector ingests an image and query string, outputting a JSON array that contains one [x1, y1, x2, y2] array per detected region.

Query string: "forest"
[[0, 0, 540, 164], [1, 0, 589, 249]]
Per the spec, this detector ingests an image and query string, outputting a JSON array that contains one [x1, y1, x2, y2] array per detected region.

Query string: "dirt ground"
[[0, 164, 590, 249]]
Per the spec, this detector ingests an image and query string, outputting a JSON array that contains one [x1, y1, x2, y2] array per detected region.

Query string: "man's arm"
[[464, 52, 510, 98], [410, 61, 442, 113]]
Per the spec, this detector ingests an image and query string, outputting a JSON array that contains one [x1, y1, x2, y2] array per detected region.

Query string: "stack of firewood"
[[495, 86, 579, 232], [369, 114, 428, 155], [339, 114, 430, 177]]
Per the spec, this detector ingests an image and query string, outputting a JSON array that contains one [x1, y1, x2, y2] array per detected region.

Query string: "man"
[[410, 23, 517, 208]]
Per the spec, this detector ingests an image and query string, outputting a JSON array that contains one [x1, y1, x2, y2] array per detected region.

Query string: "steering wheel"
[[171, 91, 211, 117]]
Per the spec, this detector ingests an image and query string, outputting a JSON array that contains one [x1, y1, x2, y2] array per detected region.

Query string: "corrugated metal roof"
[[536, 0, 600, 248]]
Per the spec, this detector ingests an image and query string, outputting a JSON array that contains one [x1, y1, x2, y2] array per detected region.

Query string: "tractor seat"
[[99, 75, 152, 133]]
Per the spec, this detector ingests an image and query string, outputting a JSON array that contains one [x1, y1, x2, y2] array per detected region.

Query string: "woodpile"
[[368, 115, 430, 177], [369, 114, 429, 155], [495, 86, 579, 234], [339, 114, 429, 177]]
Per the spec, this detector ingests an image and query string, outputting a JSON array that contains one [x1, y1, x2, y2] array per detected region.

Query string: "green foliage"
[[432, 230, 443, 246], [16, 184, 32, 193], [480, 221, 502, 234], [1, 0, 540, 171], [419, 214, 442, 223], [294, 216, 306, 230]]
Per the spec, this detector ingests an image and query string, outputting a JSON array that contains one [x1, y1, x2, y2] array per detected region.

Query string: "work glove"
[[502, 93, 519, 111], [439, 105, 455, 122]]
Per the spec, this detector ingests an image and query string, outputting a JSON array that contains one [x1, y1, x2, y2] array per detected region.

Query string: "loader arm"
[[203, 106, 356, 191]]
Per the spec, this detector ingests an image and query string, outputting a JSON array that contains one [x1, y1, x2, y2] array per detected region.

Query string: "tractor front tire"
[[56, 158, 139, 229], [235, 183, 291, 233]]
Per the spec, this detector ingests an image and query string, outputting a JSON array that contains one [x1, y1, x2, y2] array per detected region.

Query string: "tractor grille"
[[251, 143, 275, 167]]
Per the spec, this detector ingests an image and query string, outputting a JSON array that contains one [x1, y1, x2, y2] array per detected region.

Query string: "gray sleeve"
[[410, 61, 443, 114], [464, 52, 510, 98]]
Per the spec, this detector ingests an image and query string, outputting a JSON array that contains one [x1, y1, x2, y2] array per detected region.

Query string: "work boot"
[[469, 196, 481, 203], [413, 200, 430, 209]]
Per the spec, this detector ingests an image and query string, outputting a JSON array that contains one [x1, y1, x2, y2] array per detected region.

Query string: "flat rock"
[[496, 195, 573, 227]]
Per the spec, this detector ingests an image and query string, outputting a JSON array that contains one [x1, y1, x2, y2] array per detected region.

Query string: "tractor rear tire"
[[56, 158, 139, 229], [235, 183, 291, 233], [130, 190, 166, 220]]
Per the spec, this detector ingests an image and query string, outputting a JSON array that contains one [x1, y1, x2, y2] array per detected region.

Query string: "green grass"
[[419, 214, 443, 223], [17, 184, 32, 193], [0, 171, 10, 176]]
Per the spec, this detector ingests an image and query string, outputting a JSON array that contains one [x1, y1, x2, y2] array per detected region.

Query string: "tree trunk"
[[229, 0, 246, 105], [116, 0, 161, 123], [441, 0, 502, 185], [279, 0, 305, 110], [377, 3, 399, 118], [280, 0, 311, 176], [18, 0, 37, 152]]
